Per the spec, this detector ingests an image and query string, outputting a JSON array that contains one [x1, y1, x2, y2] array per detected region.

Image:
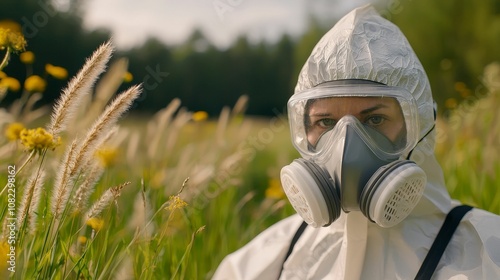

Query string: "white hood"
[[212, 5, 500, 280], [294, 4, 451, 216]]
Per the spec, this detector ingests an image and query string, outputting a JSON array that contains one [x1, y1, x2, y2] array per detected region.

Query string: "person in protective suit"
[[212, 4, 500, 280]]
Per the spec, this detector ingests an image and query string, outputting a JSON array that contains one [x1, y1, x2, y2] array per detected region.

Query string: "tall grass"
[[435, 62, 500, 214], [0, 42, 295, 279], [1, 41, 498, 279]]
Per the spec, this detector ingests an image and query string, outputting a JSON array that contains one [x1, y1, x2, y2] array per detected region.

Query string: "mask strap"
[[406, 102, 437, 160]]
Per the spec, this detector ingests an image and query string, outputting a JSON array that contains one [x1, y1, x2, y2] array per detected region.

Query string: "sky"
[[81, 0, 372, 50]]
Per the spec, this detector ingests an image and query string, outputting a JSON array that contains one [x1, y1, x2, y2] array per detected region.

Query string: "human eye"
[[365, 115, 385, 126], [317, 118, 336, 129]]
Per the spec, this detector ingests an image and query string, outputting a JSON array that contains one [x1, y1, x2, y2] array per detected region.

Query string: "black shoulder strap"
[[277, 220, 308, 279], [415, 205, 473, 280]]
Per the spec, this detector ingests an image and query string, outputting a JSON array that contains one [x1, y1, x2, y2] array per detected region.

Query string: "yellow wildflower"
[[0, 27, 26, 52], [77, 236, 87, 244], [0, 71, 6, 78], [19, 127, 61, 153], [192, 111, 208, 122], [45, 63, 68, 80], [0, 241, 10, 270], [123, 71, 133, 83], [24, 75, 46, 93], [0, 20, 22, 33], [454, 81, 467, 92], [265, 178, 285, 200], [86, 217, 104, 231], [166, 195, 188, 211], [95, 147, 119, 168], [20, 51, 35, 64], [445, 98, 458, 109], [5, 122, 25, 141], [0, 76, 20, 92]]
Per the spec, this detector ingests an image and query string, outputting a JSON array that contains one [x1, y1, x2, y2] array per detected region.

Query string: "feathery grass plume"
[[17, 170, 45, 233], [126, 131, 140, 164], [70, 85, 142, 177], [47, 41, 114, 137], [147, 98, 181, 159], [91, 124, 119, 153], [80, 58, 129, 130], [52, 86, 140, 220], [51, 139, 78, 219], [127, 188, 154, 238], [71, 161, 104, 214], [164, 108, 192, 154], [216, 106, 230, 146], [113, 256, 134, 280], [84, 182, 130, 221], [231, 94, 249, 116], [19, 92, 50, 124]]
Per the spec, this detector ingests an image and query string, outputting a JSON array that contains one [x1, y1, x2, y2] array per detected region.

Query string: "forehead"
[[307, 97, 400, 115]]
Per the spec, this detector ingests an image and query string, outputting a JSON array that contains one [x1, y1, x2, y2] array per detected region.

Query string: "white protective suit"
[[212, 5, 500, 280]]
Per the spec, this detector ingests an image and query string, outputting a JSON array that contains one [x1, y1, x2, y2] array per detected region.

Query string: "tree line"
[[1, 0, 499, 117]]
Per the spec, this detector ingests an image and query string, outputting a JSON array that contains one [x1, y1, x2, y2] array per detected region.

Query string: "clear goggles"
[[287, 81, 420, 160]]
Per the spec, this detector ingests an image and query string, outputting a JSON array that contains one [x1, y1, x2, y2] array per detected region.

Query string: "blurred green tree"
[[0, 0, 112, 107], [378, 0, 500, 114]]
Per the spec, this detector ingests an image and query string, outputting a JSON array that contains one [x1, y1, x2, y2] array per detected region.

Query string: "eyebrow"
[[308, 112, 332, 117], [308, 103, 390, 117], [359, 104, 389, 115]]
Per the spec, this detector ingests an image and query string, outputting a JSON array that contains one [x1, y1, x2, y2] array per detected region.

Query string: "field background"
[[1, 0, 499, 278], [1, 63, 499, 278]]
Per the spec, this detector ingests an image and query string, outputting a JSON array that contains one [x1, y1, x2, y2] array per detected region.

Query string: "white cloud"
[[82, 0, 373, 49]]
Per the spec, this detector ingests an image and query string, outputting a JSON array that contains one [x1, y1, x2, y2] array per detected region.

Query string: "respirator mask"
[[280, 80, 427, 228]]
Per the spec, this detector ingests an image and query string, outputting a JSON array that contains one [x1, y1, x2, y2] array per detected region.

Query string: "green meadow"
[[1, 42, 499, 280]]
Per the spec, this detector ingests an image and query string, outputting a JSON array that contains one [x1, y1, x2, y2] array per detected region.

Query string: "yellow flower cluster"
[[20, 51, 35, 64], [0, 20, 22, 33], [77, 236, 87, 244], [166, 195, 188, 211], [0, 27, 26, 52], [19, 127, 61, 153], [0, 241, 10, 270], [0, 72, 20, 92], [45, 63, 68, 80], [123, 71, 133, 83], [95, 147, 119, 168], [192, 111, 208, 122], [5, 122, 25, 141], [265, 178, 285, 200], [24, 75, 46, 93], [86, 217, 104, 231]]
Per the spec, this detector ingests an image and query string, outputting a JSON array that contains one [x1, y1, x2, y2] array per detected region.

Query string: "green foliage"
[[0, 0, 112, 107], [382, 0, 500, 114]]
